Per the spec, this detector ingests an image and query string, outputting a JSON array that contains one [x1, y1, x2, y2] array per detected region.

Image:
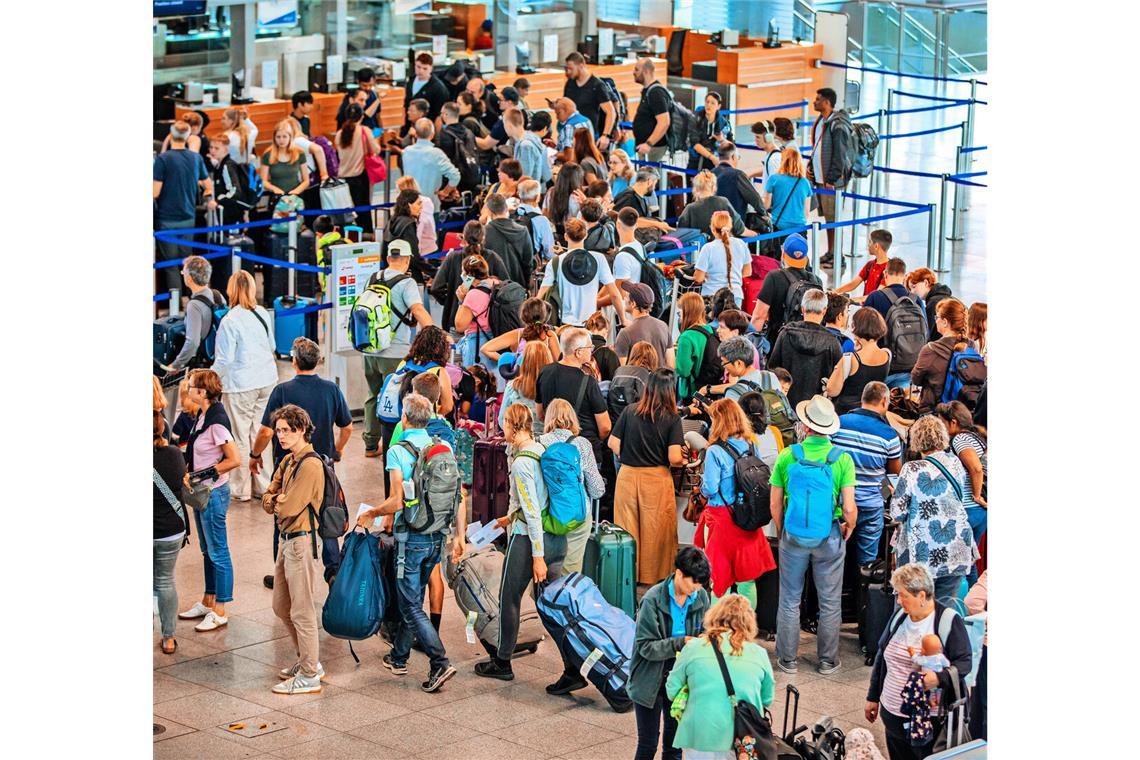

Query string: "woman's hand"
[[183, 474, 191, 488], [496, 515, 511, 530], [922, 671, 939, 690], [532, 556, 548, 583], [865, 701, 879, 723]]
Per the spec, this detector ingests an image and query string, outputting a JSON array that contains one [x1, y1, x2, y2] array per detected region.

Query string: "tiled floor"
[[154, 74, 986, 758]]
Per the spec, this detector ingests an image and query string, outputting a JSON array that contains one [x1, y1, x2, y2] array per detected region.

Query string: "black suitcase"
[[293, 228, 320, 300], [858, 516, 897, 664], [154, 315, 186, 368], [217, 232, 256, 292], [755, 535, 780, 640], [800, 538, 860, 633]]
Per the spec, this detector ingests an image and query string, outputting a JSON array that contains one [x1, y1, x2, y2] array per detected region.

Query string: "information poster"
[[330, 241, 381, 354]]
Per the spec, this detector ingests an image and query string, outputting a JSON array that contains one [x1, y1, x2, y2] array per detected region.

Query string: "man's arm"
[[738, 172, 764, 214], [169, 300, 209, 370], [364, 91, 381, 119], [641, 112, 670, 153], [833, 274, 864, 295], [439, 150, 460, 186], [249, 425, 274, 475], [840, 485, 857, 539], [409, 301, 433, 327], [770, 485, 784, 534], [595, 411, 612, 441], [153, 180, 163, 199], [600, 282, 625, 323], [335, 424, 353, 456], [599, 100, 617, 143]]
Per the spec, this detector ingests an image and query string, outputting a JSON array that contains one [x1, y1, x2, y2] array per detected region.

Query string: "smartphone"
[[692, 392, 711, 408]]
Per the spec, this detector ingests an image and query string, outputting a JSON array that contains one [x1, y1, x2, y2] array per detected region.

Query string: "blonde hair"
[[265, 120, 302, 165], [543, 398, 581, 435], [779, 147, 806, 179], [503, 402, 534, 439], [609, 148, 634, 181], [692, 170, 717, 200], [397, 175, 421, 193], [702, 594, 757, 656], [708, 397, 757, 446], [227, 270, 258, 311], [910, 414, 951, 455], [223, 107, 251, 157], [710, 210, 734, 285], [514, 340, 552, 401]]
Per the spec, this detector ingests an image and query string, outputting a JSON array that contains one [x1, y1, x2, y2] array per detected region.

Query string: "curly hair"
[[910, 414, 950, 454], [270, 404, 315, 442], [406, 325, 451, 366], [702, 594, 757, 656]]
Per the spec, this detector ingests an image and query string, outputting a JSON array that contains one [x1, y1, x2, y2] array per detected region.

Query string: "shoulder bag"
[[712, 640, 779, 759]]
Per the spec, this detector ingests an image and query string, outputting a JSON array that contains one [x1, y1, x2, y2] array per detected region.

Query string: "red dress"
[[695, 505, 776, 597]]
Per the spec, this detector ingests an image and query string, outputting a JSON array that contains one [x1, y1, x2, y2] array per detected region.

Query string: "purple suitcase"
[[471, 437, 510, 526]]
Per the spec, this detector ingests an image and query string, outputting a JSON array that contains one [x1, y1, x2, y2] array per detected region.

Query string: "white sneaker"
[[194, 611, 229, 631], [272, 673, 322, 695], [178, 602, 212, 620], [279, 662, 325, 681]]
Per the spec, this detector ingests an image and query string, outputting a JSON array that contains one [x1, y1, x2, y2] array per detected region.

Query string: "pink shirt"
[[192, 418, 234, 488], [461, 281, 495, 334]]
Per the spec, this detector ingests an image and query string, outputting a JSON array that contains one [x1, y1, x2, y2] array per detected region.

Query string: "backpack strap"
[[152, 468, 188, 544], [790, 443, 805, 463], [825, 446, 843, 465], [772, 177, 804, 228], [924, 454, 965, 502], [937, 606, 959, 648]]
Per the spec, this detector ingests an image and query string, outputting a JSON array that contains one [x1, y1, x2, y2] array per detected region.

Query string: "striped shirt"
[[832, 409, 902, 510], [951, 432, 986, 509]]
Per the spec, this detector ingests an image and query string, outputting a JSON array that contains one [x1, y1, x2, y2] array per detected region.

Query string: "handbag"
[[712, 640, 780, 760], [683, 489, 707, 524], [363, 128, 388, 184], [182, 467, 216, 512], [319, 178, 357, 224]]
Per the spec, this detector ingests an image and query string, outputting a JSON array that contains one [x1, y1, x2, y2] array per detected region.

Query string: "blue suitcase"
[[154, 316, 186, 368], [273, 295, 317, 358]]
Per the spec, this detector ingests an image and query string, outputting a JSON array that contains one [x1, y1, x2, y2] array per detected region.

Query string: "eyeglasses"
[[274, 426, 296, 436]]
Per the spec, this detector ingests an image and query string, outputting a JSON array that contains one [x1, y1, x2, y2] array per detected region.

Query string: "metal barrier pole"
[[657, 165, 667, 221], [231, 246, 241, 281], [949, 122, 966, 242], [668, 274, 681, 337], [926, 203, 937, 269], [966, 78, 977, 154], [169, 288, 182, 316], [937, 175, 950, 273], [809, 222, 820, 273], [801, 101, 811, 147], [833, 188, 845, 291], [383, 147, 392, 205], [884, 90, 894, 171], [872, 108, 886, 213], [287, 214, 298, 298]]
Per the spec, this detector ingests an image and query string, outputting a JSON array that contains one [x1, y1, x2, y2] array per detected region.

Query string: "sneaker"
[[382, 654, 408, 676], [263, 575, 274, 590], [272, 673, 322, 695], [421, 665, 457, 693], [194, 611, 229, 631], [817, 660, 842, 675], [606, 695, 635, 714], [473, 659, 515, 681], [279, 662, 326, 681], [545, 673, 588, 695], [178, 602, 212, 620], [364, 447, 382, 458], [777, 659, 798, 675]]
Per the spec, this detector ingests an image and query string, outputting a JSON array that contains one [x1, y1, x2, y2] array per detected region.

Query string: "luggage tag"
[[465, 611, 478, 644], [580, 647, 604, 678]]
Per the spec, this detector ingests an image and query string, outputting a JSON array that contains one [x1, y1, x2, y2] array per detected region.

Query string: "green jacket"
[[665, 636, 776, 752], [676, 324, 713, 401], [628, 579, 710, 708]]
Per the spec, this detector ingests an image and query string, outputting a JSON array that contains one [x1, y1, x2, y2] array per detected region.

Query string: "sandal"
[[161, 638, 177, 655]]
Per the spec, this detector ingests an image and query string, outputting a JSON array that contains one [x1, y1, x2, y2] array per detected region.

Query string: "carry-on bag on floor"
[[537, 573, 635, 706], [755, 535, 780, 640], [471, 437, 510, 526], [801, 532, 861, 632], [219, 232, 257, 292], [769, 685, 808, 759], [442, 543, 544, 657], [580, 500, 636, 619], [273, 295, 318, 358], [322, 528, 386, 662]]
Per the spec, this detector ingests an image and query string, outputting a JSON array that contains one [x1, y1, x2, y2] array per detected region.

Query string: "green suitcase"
[[581, 500, 637, 619]]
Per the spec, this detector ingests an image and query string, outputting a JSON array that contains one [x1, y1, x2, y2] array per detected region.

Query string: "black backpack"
[[618, 245, 669, 321], [782, 269, 822, 324], [597, 76, 628, 140], [292, 452, 349, 558], [882, 288, 928, 373], [476, 280, 528, 337], [607, 368, 647, 423], [511, 208, 545, 258], [443, 123, 481, 192], [685, 325, 722, 392], [713, 442, 773, 531], [649, 83, 695, 153]]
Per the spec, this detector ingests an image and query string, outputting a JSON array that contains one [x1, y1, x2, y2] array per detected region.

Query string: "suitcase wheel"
[[864, 654, 874, 666], [524, 644, 539, 654]]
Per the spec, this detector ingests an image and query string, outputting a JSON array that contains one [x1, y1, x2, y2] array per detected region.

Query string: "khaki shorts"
[[815, 187, 836, 222]]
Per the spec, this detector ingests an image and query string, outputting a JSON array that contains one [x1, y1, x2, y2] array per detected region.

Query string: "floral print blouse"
[[889, 451, 979, 579]]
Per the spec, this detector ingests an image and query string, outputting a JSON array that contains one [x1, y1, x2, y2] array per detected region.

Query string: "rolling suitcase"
[[581, 500, 636, 619], [755, 535, 780, 640], [154, 315, 186, 368], [471, 437, 510, 526], [442, 544, 543, 657], [536, 573, 635, 709], [801, 534, 861, 632], [859, 516, 897, 664], [273, 295, 317, 358], [293, 227, 320, 300], [218, 232, 256, 293]]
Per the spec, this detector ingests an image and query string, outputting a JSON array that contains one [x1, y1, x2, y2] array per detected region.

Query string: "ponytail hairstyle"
[[936, 298, 969, 349], [339, 103, 364, 149], [519, 297, 551, 342], [462, 220, 484, 260], [223, 107, 251, 158], [710, 210, 734, 286]]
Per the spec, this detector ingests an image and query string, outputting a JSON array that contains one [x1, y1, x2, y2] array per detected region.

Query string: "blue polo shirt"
[[667, 577, 696, 637], [831, 409, 902, 510]]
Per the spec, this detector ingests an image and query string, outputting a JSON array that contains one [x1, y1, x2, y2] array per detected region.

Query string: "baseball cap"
[[387, 239, 412, 258], [782, 233, 809, 269], [498, 351, 520, 380], [621, 281, 655, 309]]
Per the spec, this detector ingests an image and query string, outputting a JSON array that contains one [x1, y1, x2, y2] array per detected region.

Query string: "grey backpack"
[[397, 438, 462, 534]]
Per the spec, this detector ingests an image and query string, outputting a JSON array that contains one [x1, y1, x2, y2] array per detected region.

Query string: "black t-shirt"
[[536, 362, 607, 445], [756, 267, 821, 345], [565, 75, 611, 136], [260, 374, 352, 467], [613, 187, 649, 217], [633, 82, 671, 147], [154, 445, 188, 540], [591, 334, 620, 382], [612, 407, 683, 468]]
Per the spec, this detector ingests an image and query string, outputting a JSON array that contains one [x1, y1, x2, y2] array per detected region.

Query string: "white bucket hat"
[[795, 394, 841, 436]]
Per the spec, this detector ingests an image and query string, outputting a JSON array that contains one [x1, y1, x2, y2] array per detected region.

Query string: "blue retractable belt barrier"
[[646, 245, 700, 261], [874, 166, 945, 179], [879, 123, 964, 140], [236, 251, 331, 274], [275, 301, 333, 317], [722, 100, 809, 115], [154, 292, 171, 303], [819, 60, 987, 86], [631, 159, 697, 176], [819, 205, 929, 231], [298, 201, 394, 216], [655, 187, 691, 197], [153, 215, 291, 238], [894, 89, 988, 105], [961, 145, 988, 153], [947, 177, 987, 188]]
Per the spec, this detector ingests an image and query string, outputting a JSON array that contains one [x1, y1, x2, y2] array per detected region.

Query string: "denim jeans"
[[965, 505, 987, 585], [776, 524, 845, 666], [193, 482, 234, 603], [634, 677, 681, 760], [392, 532, 449, 671], [884, 371, 912, 390], [933, 573, 966, 610], [852, 505, 885, 565], [153, 538, 183, 638]]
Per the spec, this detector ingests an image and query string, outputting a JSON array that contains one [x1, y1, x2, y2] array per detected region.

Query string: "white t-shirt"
[[540, 249, 615, 327], [612, 241, 644, 284], [694, 237, 750, 302], [294, 135, 316, 172], [372, 267, 423, 359]]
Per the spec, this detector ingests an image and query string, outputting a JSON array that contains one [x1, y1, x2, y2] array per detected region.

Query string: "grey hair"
[[291, 337, 321, 370], [801, 288, 828, 315], [635, 167, 660, 186], [518, 179, 540, 202], [559, 327, 592, 357], [910, 414, 950, 454], [861, 380, 888, 406], [183, 255, 211, 286], [402, 393, 433, 429], [414, 117, 434, 140], [717, 336, 754, 367], [891, 563, 935, 601], [170, 122, 190, 142]]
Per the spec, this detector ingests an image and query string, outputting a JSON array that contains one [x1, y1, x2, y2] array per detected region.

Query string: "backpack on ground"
[[597, 76, 628, 141], [348, 272, 413, 353], [520, 440, 588, 535], [376, 360, 440, 424], [850, 121, 880, 179], [714, 440, 773, 531], [941, 344, 987, 408], [189, 289, 229, 367], [650, 83, 695, 154], [397, 438, 461, 535], [311, 136, 340, 179], [882, 289, 928, 373], [321, 529, 385, 662], [475, 280, 528, 337], [607, 368, 647, 423], [783, 444, 843, 548], [782, 268, 822, 324], [619, 245, 670, 321], [684, 325, 722, 394]]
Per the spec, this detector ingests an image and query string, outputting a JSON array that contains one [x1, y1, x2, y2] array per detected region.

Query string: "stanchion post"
[[937, 175, 950, 273], [801, 100, 811, 147], [668, 274, 680, 338], [872, 108, 886, 212], [169, 288, 182, 316], [383, 147, 392, 205], [287, 214, 298, 298], [950, 122, 966, 241], [832, 188, 845, 291], [657, 165, 667, 221], [926, 202, 937, 270], [896, 7, 906, 74], [231, 246, 241, 282], [884, 90, 894, 171], [966, 78, 977, 154], [809, 222, 820, 273]]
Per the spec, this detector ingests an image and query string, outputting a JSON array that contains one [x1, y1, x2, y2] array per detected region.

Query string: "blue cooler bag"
[[321, 528, 386, 662], [537, 573, 635, 701]]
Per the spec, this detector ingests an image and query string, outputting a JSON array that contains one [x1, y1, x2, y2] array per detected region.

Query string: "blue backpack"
[[538, 438, 588, 535], [425, 416, 457, 449], [783, 444, 843, 548], [376, 361, 439, 424], [941, 344, 986, 406], [321, 529, 386, 662]]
